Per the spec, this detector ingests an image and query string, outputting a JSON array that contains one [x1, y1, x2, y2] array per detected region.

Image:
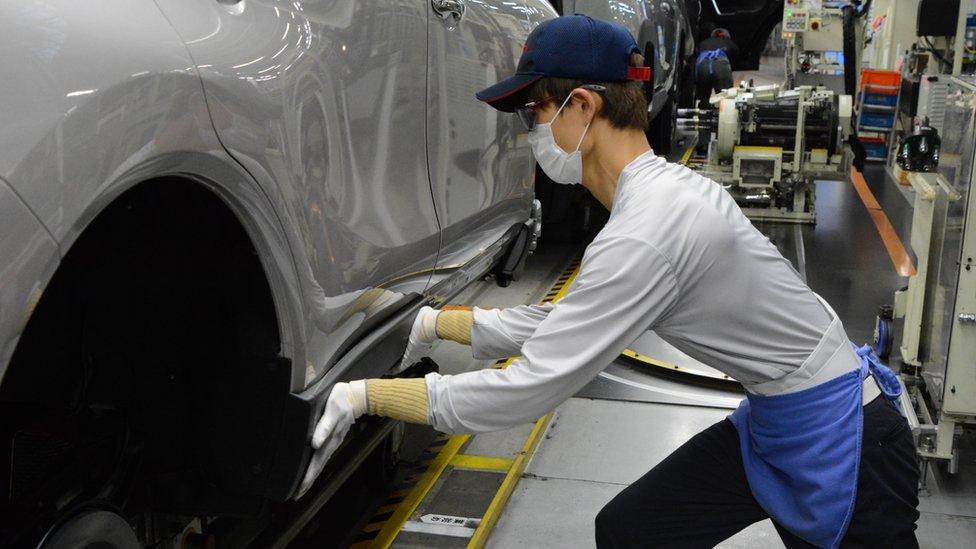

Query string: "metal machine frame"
[[679, 1, 860, 225], [891, 75, 976, 473], [688, 85, 853, 224]]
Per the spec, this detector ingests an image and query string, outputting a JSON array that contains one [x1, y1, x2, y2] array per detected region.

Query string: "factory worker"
[[301, 15, 919, 549]]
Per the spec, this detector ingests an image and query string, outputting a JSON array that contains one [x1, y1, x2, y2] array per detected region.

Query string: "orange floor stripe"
[[850, 168, 916, 277]]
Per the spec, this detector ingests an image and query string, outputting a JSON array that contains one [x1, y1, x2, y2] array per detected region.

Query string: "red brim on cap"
[[475, 73, 545, 112]]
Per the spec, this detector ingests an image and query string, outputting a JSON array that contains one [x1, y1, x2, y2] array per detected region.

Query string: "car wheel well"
[[1, 177, 288, 543]]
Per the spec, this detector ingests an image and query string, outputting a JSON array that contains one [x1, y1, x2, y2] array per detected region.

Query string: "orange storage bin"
[[859, 69, 900, 93]]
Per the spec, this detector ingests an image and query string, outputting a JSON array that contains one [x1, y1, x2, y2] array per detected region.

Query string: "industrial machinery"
[[782, 1, 866, 95], [878, 75, 976, 476], [674, 1, 862, 224], [678, 84, 853, 223]]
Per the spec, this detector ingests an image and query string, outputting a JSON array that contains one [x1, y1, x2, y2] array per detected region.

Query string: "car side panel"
[[525, 0, 560, 27], [0, 1, 306, 385], [568, 0, 648, 39], [424, 0, 541, 282], [0, 178, 60, 381], [0, 1, 199, 243], [571, 0, 688, 119], [643, 0, 684, 116], [155, 0, 441, 387]]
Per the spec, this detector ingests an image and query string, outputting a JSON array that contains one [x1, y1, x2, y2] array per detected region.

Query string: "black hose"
[[842, 3, 867, 170], [842, 5, 858, 96]]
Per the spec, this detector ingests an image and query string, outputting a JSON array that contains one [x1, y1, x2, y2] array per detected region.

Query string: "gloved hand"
[[397, 306, 440, 371], [297, 380, 368, 498]]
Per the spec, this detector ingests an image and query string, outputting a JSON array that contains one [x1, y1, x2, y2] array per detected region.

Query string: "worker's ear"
[[571, 88, 601, 120]]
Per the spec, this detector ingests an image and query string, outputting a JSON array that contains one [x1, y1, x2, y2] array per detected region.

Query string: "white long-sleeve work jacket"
[[424, 151, 857, 434]]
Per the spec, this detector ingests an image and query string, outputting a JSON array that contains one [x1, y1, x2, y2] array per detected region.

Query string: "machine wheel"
[[38, 504, 140, 549], [873, 305, 894, 360]]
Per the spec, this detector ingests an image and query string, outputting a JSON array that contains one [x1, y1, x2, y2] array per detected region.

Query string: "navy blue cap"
[[476, 15, 650, 112]]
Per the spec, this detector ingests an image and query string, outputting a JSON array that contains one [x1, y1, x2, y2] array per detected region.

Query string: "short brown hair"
[[525, 53, 649, 131]]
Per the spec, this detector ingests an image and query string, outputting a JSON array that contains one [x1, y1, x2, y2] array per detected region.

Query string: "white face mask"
[[528, 94, 591, 185]]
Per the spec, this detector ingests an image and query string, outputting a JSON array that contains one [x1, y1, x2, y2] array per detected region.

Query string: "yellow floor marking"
[[680, 134, 699, 166], [369, 435, 470, 548], [851, 168, 916, 277], [542, 264, 580, 303], [466, 413, 555, 549], [449, 454, 516, 472], [464, 263, 578, 547], [367, 260, 582, 548]]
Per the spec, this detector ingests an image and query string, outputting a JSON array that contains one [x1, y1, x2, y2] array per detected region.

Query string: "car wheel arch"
[[0, 174, 309, 523]]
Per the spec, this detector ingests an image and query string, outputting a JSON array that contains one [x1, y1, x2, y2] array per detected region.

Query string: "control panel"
[[783, 0, 829, 35], [783, 8, 810, 33], [782, 1, 849, 95]]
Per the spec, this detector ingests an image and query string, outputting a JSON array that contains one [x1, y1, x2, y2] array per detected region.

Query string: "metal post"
[[953, 1, 967, 76], [794, 92, 806, 172]]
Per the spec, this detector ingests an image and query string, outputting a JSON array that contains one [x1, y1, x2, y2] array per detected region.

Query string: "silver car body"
[[568, 0, 697, 118], [0, 0, 556, 500]]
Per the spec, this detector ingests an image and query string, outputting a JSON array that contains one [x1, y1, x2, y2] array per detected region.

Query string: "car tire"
[[648, 93, 676, 156]]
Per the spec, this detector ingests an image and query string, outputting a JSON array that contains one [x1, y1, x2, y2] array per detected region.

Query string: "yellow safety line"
[[467, 413, 555, 549], [450, 454, 516, 472], [369, 435, 470, 548], [464, 263, 578, 547], [543, 264, 580, 303], [369, 260, 581, 548], [680, 134, 698, 166]]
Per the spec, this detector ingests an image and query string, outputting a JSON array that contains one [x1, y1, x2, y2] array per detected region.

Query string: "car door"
[[698, 0, 782, 70], [425, 0, 539, 285], [155, 0, 440, 385]]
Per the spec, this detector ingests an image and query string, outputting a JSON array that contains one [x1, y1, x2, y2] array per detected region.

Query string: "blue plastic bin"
[[860, 112, 895, 129], [860, 92, 898, 107], [862, 140, 888, 160]]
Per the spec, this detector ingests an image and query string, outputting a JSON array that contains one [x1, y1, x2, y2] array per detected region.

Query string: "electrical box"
[[917, 0, 961, 37], [783, 1, 851, 94]]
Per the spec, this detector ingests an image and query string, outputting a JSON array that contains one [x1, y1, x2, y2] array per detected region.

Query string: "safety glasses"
[[514, 85, 607, 131], [515, 95, 556, 131]]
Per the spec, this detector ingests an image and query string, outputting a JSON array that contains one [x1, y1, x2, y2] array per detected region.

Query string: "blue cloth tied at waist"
[[695, 49, 727, 79], [729, 343, 901, 548]]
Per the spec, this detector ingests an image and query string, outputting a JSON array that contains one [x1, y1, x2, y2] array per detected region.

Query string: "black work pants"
[[595, 397, 920, 548], [694, 56, 733, 107]]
